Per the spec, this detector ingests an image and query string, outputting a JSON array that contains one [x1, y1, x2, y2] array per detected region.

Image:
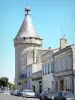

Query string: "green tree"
[[0, 77, 8, 87], [8, 82, 14, 89], [12, 84, 16, 90], [0, 77, 16, 90]]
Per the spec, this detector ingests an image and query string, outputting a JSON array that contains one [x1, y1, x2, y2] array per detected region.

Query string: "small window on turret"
[[23, 37, 26, 40], [35, 38, 37, 40], [15, 38, 17, 41]]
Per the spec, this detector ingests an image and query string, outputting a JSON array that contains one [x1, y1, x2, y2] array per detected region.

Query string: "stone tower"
[[14, 7, 43, 88]]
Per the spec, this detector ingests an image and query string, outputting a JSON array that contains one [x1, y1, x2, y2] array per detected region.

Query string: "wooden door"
[[60, 80, 64, 91]]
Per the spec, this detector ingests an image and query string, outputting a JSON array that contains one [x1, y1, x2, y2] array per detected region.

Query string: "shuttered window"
[[68, 55, 71, 70], [58, 60, 60, 72], [62, 58, 65, 71], [66, 78, 71, 90]]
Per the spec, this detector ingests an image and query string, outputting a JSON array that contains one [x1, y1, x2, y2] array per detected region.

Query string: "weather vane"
[[25, 6, 30, 14], [25, 0, 30, 15]]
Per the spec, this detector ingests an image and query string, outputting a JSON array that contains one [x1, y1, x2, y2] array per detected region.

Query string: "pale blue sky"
[[0, 0, 75, 83]]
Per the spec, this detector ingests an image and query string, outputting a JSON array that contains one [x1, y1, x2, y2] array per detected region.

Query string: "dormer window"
[[30, 37, 32, 39], [15, 38, 17, 41], [35, 38, 37, 40]]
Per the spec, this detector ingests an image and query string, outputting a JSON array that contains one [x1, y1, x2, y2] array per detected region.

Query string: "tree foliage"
[[8, 82, 15, 90], [0, 77, 15, 90], [0, 77, 8, 87]]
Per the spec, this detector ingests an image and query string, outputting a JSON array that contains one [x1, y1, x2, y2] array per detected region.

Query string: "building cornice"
[[53, 45, 72, 56]]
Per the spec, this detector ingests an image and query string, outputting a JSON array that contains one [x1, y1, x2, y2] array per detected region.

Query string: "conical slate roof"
[[16, 7, 41, 39]]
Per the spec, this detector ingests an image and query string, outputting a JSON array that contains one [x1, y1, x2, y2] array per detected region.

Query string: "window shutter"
[[68, 55, 71, 70], [58, 60, 60, 72], [47, 64, 48, 74], [62, 58, 65, 71]]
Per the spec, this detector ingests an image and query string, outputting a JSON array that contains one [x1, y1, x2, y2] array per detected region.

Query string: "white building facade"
[[53, 38, 75, 94], [41, 49, 59, 92]]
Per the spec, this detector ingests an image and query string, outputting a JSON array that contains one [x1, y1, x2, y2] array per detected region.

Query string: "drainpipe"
[[72, 49, 74, 94], [52, 54, 55, 93], [26, 52, 27, 89]]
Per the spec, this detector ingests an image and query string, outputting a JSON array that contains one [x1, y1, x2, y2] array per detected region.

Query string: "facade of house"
[[41, 48, 59, 92], [53, 38, 75, 94]]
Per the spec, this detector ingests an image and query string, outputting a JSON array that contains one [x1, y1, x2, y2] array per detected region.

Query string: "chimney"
[[60, 38, 67, 49], [48, 47, 51, 50]]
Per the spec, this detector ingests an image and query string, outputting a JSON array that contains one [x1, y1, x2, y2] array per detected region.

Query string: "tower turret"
[[14, 7, 43, 88]]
